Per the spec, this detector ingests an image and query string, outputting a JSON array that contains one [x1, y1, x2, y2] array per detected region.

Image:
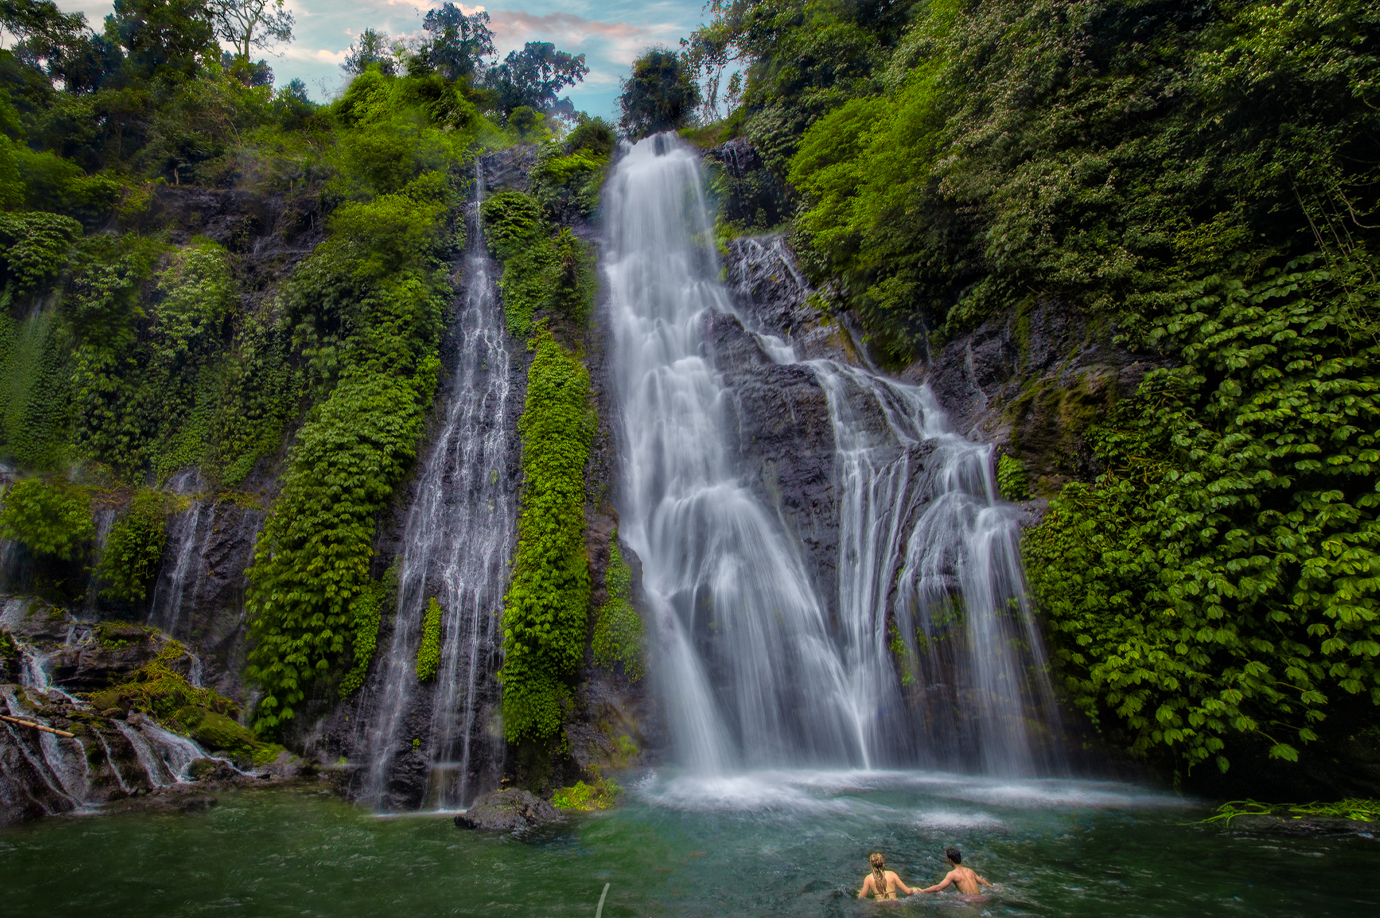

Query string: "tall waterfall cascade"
[[605, 136, 1064, 775], [354, 163, 516, 810]]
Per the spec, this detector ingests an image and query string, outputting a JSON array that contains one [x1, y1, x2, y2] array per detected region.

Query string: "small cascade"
[[1, 597, 237, 816], [83, 507, 118, 616], [604, 136, 1064, 775], [810, 364, 1065, 773], [147, 471, 208, 637], [356, 161, 517, 810]]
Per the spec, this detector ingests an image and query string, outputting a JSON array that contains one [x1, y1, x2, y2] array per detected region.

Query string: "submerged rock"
[[453, 788, 561, 832]]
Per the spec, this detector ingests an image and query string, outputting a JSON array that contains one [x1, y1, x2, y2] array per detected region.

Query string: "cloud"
[[281, 46, 350, 64], [487, 10, 680, 64]]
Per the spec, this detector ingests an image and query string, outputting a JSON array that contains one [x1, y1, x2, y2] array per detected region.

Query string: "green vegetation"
[[500, 330, 593, 743], [481, 190, 597, 337], [1024, 258, 1379, 776], [550, 769, 622, 811], [1204, 798, 1380, 825], [0, 478, 92, 560], [416, 597, 443, 682], [618, 48, 701, 139], [96, 490, 171, 602], [593, 538, 643, 681], [995, 454, 1030, 502], [88, 637, 283, 764], [338, 557, 399, 698]]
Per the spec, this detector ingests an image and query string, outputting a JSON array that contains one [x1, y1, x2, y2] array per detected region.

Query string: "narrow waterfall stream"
[[355, 163, 516, 811], [606, 135, 1062, 775]]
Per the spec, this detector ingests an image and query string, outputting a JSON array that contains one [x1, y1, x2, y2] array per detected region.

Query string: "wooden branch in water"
[[0, 714, 76, 738]]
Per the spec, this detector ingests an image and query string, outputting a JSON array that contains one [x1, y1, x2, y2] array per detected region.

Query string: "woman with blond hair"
[[857, 852, 917, 900]]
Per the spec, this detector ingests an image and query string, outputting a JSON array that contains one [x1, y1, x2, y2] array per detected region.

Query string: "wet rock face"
[[921, 299, 1165, 495], [704, 310, 841, 619], [146, 497, 265, 701], [481, 146, 539, 195], [706, 138, 790, 230], [454, 787, 560, 832]]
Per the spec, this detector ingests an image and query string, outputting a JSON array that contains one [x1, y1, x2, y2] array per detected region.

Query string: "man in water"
[[917, 847, 994, 896], [857, 852, 918, 900]]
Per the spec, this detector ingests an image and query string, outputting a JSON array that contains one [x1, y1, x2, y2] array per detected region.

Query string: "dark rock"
[[454, 788, 561, 832], [480, 146, 539, 195], [702, 308, 842, 623], [705, 139, 789, 230], [175, 794, 218, 812], [918, 299, 1165, 500], [188, 758, 239, 783]]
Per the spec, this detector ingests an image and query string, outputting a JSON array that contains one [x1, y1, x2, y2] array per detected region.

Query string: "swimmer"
[[857, 852, 918, 900], [917, 846, 993, 896]]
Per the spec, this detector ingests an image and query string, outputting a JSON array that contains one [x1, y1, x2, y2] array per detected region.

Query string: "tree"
[[107, 0, 217, 80], [416, 3, 492, 82], [342, 28, 395, 76], [483, 41, 587, 120], [204, 0, 292, 62], [0, 0, 117, 92], [618, 47, 700, 139]]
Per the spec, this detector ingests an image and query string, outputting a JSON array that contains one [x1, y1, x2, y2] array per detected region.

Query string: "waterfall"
[[604, 136, 1063, 775], [356, 161, 517, 810]]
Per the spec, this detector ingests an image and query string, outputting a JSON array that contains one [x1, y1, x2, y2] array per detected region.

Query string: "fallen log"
[[0, 714, 76, 738]]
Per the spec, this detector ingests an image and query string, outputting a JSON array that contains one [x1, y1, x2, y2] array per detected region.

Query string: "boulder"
[[453, 788, 561, 832]]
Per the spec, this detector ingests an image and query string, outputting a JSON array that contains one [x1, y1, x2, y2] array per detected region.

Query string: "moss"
[[550, 769, 623, 811], [592, 538, 643, 681], [94, 620, 159, 649], [415, 596, 442, 682], [500, 330, 594, 742]]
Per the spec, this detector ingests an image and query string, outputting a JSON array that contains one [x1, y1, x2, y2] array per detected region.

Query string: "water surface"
[[3, 771, 1375, 917]]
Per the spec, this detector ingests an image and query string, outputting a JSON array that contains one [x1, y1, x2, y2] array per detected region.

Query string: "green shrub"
[[481, 191, 546, 262], [530, 141, 608, 221], [0, 478, 92, 560], [482, 192, 594, 336], [551, 771, 622, 811], [0, 308, 74, 469], [0, 211, 82, 295], [1025, 257, 1380, 776], [593, 539, 643, 681], [338, 557, 399, 698], [247, 372, 434, 730], [96, 490, 172, 603], [996, 453, 1030, 501], [415, 596, 443, 682], [500, 330, 594, 742]]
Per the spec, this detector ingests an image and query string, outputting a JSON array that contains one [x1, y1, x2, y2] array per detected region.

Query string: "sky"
[[52, 0, 712, 119]]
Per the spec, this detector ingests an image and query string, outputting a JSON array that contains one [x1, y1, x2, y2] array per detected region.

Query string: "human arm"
[[889, 872, 917, 896], [977, 874, 994, 888], [918, 873, 955, 894], [858, 874, 874, 899]]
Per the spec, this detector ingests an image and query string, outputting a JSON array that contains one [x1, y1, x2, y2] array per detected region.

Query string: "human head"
[[945, 846, 962, 865], [869, 852, 886, 870]]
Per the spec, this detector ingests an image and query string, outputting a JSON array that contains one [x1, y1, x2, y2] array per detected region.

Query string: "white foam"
[[634, 768, 1189, 818], [915, 810, 1004, 829]]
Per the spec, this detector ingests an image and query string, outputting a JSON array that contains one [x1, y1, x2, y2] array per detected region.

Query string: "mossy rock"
[[189, 711, 259, 757]]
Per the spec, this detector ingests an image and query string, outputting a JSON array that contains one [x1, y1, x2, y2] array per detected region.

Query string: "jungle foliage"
[[593, 538, 643, 681], [500, 330, 594, 743]]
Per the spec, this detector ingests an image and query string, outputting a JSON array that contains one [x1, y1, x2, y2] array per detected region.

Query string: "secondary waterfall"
[[605, 136, 1063, 775], [355, 163, 516, 810]]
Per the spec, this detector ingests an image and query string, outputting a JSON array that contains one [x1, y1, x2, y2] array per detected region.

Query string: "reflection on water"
[[0, 776, 1375, 918]]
